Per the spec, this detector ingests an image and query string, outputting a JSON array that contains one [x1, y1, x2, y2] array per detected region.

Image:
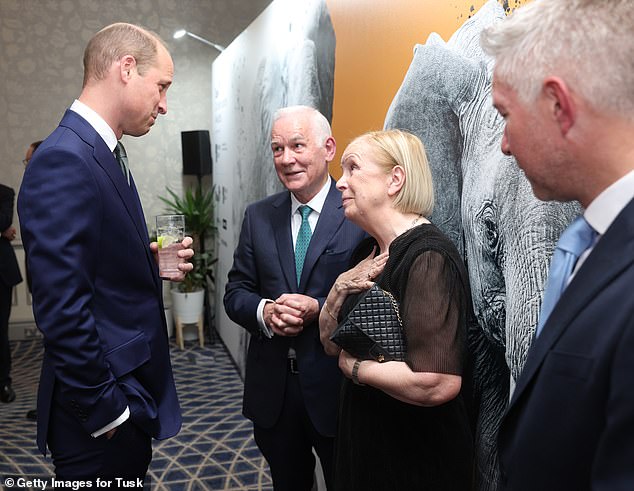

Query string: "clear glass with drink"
[[156, 214, 185, 279]]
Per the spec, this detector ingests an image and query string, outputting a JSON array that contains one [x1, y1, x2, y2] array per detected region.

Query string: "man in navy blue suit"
[[18, 23, 193, 481], [224, 105, 365, 490], [481, 1, 634, 489]]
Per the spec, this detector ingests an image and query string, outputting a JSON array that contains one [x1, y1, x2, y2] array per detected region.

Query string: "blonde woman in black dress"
[[319, 129, 474, 490]]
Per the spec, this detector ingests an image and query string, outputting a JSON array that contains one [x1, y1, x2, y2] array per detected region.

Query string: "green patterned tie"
[[114, 141, 130, 185], [295, 205, 313, 285]]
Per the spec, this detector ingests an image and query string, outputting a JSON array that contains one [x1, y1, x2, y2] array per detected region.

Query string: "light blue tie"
[[295, 205, 313, 285], [535, 216, 597, 337]]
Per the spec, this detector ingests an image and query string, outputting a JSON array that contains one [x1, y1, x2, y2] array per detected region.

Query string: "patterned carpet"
[[0, 337, 273, 490]]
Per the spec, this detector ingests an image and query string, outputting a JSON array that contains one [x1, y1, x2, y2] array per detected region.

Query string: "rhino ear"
[[447, 0, 504, 61], [425, 33, 446, 47]]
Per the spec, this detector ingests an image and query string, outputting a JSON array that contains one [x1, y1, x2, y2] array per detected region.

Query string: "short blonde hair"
[[349, 129, 434, 216], [83, 23, 166, 87]]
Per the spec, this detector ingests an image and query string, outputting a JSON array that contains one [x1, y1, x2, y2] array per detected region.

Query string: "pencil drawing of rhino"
[[384, 1, 579, 489]]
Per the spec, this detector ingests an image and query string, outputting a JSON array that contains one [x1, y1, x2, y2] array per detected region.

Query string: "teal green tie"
[[295, 205, 313, 285]]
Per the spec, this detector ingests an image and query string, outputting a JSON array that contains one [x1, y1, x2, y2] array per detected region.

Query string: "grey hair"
[[480, 0, 634, 120], [272, 105, 332, 146]]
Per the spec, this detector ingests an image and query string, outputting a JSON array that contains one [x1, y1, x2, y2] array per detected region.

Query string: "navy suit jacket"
[[0, 184, 22, 288], [498, 197, 634, 490], [224, 180, 366, 436], [18, 110, 181, 454]]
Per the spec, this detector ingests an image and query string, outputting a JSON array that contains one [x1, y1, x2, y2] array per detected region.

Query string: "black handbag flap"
[[330, 285, 406, 362]]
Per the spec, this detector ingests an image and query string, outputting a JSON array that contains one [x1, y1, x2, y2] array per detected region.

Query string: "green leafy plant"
[[159, 184, 217, 293]]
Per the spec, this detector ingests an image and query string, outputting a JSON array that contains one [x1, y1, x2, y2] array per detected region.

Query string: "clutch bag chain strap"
[[382, 288, 402, 326]]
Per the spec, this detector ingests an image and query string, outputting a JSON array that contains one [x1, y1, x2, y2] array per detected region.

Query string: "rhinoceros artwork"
[[384, 1, 579, 488]]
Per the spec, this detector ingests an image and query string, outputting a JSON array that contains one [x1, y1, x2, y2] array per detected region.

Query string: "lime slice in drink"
[[158, 235, 177, 249]]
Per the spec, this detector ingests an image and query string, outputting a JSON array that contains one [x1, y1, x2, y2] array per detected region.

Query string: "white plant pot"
[[171, 288, 205, 320], [171, 288, 205, 344]]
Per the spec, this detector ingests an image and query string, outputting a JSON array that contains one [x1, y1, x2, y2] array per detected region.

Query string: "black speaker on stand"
[[182, 130, 212, 183], [181, 130, 215, 344]]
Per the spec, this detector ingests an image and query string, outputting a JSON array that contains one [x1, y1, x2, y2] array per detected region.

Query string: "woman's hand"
[[334, 248, 388, 295], [319, 248, 388, 355]]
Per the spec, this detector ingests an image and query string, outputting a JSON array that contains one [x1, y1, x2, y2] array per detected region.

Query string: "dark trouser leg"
[[48, 398, 152, 482], [0, 283, 12, 385], [253, 373, 334, 491], [309, 420, 335, 491]]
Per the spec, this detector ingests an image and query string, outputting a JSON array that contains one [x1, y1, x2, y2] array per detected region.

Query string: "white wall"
[[211, 0, 335, 375]]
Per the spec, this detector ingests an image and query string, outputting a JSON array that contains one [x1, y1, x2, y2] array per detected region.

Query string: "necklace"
[[410, 214, 423, 228]]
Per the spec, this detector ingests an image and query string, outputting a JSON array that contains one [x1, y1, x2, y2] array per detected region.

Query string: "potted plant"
[[159, 184, 217, 339]]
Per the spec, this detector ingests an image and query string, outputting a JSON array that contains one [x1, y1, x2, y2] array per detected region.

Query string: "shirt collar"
[[70, 99, 118, 152], [585, 169, 634, 235], [290, 177, 331, 216]]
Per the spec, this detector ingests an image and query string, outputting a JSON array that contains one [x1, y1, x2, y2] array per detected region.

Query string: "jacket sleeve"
[[18, 147, 128, 434], [593, 315, 634, 488], [224, 207, 266, 336]]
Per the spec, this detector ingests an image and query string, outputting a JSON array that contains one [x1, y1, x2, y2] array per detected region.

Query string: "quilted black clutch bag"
[[330, 284, 406, 362]]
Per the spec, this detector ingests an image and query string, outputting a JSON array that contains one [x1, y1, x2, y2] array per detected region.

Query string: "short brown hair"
[[82, 23, 166, 87]]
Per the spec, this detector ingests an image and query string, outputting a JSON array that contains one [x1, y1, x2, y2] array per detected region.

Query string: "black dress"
[[333, 224, 474, 491]]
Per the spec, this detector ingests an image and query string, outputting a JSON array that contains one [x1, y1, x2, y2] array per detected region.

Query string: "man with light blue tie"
[[481, 1, 634, 489], [224, 105, 365, 490]]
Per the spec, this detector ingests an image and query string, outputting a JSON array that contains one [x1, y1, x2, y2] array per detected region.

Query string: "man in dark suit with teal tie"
[[19, 23, 193, 481], [224, 105, 365, 490], [481, 1, 634, 489]]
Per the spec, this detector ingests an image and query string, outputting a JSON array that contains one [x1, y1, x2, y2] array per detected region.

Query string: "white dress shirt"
[[573, 170, 634, 279], [256, 177, 333, 337]]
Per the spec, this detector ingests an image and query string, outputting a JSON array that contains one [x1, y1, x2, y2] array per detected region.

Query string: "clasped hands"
[[264, 294, 320, 337], [150, 236, 195, 281]]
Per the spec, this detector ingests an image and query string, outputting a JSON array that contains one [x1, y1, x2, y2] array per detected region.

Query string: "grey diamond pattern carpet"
[[0, 338, 273, 490]]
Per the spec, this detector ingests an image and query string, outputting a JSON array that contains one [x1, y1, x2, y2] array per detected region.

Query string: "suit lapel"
[[298, 180, 344, 291], [272, 193, 296, 291], [509, 197, 634, 408], [60, 111, 159, 288]]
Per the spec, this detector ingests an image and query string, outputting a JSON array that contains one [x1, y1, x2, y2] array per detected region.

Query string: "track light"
[[173, 29, 225, 52]]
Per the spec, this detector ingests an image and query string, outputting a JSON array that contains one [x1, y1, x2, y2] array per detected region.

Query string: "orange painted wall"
[[325, 0, 528, 177]]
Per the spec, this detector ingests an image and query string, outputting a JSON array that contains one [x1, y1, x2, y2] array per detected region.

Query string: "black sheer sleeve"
[[402, 250, 465, 375]]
